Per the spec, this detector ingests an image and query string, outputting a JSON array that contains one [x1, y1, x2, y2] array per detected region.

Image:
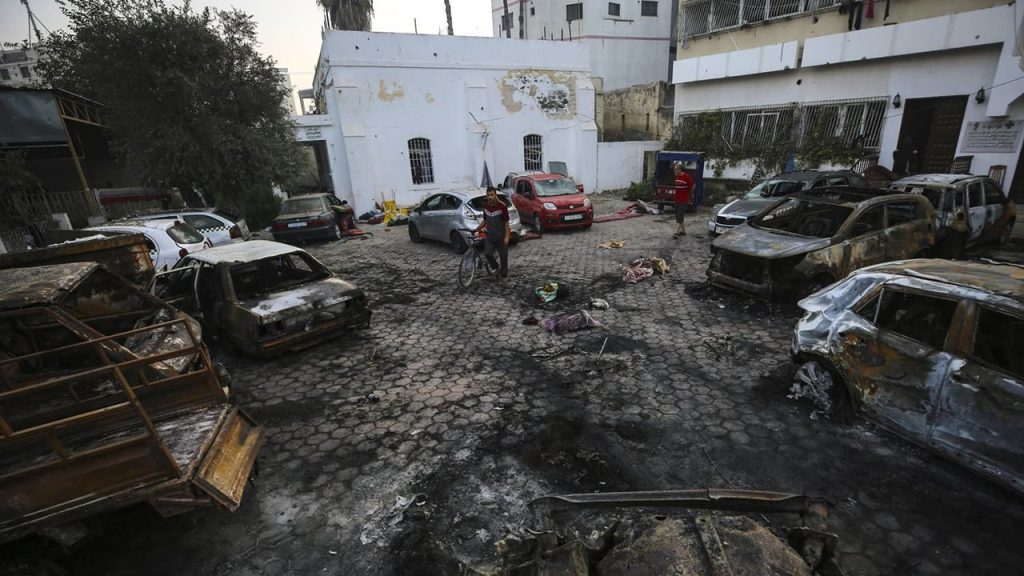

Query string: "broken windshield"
[[753, 198, 853, 238], [743, 180, 804, 200], [534, 178, 578, 197], [230, 252, 330, 300], [281, 197, 325, 214]]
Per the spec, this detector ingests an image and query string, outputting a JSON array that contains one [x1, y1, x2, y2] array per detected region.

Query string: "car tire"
[[998, 219, 1015, 245], [451, 230, 469, 254], [409, 222, 423, 243], [330, 221, 342, 241], [794, 358, 853, 421], [534, 214, 544, 233], [509, 234, 520, 247]]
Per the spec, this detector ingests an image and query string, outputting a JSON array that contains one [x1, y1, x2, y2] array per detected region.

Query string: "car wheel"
[[450, 230, 469, 254], [533, 214, 544, 233], [998, 219, 1015, 245], [330, 221, 342, 241], [408, 222, 423, 243], [794, 359, 852, 420]]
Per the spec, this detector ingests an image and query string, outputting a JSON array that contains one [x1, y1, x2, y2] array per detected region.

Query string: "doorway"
[[893, 96, 968, 175]]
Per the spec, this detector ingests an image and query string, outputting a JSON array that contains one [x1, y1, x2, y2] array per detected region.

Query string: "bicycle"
[[456, 228, 497, 288]]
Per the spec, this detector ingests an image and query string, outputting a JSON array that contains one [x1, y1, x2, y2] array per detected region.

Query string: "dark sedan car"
[[271, 193, 346, 243]]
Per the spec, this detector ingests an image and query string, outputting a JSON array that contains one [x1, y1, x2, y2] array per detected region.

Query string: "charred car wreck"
[[152, 240, 371, 357], [791, 259, 1024, 495], [708, 189, 935, 300]]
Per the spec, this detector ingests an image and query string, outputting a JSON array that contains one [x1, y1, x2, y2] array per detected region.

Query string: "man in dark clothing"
[[476, 186, 511, 278], [673, 162, 695, 238]]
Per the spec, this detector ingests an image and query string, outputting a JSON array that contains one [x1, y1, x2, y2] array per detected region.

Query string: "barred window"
[[408, 138, 434, 185], [501, 13, 513, 31], [641, 1, 658, 17], [567, 3, 583, 22], [524, 134, 543, 171], [682, 0, 842, 40], [608, 2, 621, 17]]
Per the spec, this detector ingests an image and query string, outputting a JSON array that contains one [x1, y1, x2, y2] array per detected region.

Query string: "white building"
[[0, 48, 41, 87], [490, 0, 674, 91], [297, 31, 599, 214], [276, 67, 297, 114], [672, 0, 1024, 202]]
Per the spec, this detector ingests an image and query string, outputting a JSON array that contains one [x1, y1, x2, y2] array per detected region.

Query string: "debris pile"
[[623, 257, 669, 284], [540, 310, 601, 334]]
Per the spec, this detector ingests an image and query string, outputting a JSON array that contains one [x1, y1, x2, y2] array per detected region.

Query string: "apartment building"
[[0, 47, 41, 87]]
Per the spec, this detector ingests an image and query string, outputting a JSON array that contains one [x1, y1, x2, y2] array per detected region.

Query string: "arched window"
[[523, 134, 542, 171], [408, 138, 434, 184]]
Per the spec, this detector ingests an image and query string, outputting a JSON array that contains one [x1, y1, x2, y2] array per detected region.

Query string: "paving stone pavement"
[[22, 194, 1024, 575]]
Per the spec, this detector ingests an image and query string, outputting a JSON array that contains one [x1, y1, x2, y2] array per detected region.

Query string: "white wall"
[[315, 31, 598, 214], [596, 141, 664, 190]]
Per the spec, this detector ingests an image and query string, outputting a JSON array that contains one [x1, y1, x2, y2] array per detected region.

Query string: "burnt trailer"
[[0, 230, 155, 286], [0, 263, 262, 544]]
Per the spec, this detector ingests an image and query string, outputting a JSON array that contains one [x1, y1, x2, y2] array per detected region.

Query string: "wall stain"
[[378, 80, 405, 102], [499, 70, 576, 119], [425, 93, 435, 103]]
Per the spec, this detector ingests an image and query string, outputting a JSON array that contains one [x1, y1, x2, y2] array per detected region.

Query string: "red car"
[[505, 172, 592, 232]]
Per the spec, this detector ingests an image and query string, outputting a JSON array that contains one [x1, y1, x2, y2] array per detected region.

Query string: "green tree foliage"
[[0, 150, 45, 227], [39, 0, 300, 228], [317, 0, 374, 31]]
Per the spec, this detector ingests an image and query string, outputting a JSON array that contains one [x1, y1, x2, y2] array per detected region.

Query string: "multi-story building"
[[490, 0, 675, 91], [672, 0, 1024, 202], [0, 47, 41, 87]]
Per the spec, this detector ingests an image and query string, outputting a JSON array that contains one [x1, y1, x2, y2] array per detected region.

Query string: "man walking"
[[673, 162, 695, 238], [476, 186, 511, 279]]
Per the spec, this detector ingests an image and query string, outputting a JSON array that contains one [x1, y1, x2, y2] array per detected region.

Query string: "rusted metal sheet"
[[0, 232, 154, 286], [193, 408, 263, 512]]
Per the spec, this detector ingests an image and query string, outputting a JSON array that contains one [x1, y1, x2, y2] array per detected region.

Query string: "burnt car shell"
[[707, 189, 934, 300], [792, 259, 1024, 495]]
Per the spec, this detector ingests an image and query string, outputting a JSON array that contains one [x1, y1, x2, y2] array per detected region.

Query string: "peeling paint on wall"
[[499, 70, 576, 119], [378, 80, 405, 102]]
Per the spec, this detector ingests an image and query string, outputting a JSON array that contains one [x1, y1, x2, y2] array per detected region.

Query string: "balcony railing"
[[681, 0, 842, 40]]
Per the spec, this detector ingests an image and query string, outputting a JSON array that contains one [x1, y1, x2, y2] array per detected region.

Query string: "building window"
[[608, 2, 620, 16], [524, 134, 543, 171], [0, 69, 9, 81], [641, 1, 658, 16], [531, 7, 535, 16], [501, 13, 514, 31], [682, 0, 836, 40], [18, 66, 31, 79], [566, 3, 583, 22], [408, 138, 434, 185]]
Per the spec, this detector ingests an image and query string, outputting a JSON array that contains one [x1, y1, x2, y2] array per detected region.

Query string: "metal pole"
[[59, 112, 99, 216], [502, 0, 511, 38]]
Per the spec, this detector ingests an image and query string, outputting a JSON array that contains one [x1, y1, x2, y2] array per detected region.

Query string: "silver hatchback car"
[[408, 188, 523, 253]]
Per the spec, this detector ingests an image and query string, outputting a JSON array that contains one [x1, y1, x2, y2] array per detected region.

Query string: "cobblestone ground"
[[22, 195, 1024, 575]]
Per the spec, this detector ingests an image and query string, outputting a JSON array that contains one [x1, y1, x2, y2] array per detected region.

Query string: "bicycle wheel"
[[458, 250, 477, 288]]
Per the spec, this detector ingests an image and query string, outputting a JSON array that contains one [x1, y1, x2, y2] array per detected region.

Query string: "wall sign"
[[961, 119, 1024, 153], [296, 126, 325, 142]]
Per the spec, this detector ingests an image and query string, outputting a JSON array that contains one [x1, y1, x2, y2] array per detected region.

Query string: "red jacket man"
[[673, 163, 695, 237]]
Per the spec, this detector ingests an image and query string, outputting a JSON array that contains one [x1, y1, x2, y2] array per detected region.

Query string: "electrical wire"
[[881, 73, 1024, 122]]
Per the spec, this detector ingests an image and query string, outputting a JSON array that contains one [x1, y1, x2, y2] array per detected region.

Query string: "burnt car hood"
[[720, 198, 775, 218], [240, 277, 361, 323], [712, 225, 831, 259]]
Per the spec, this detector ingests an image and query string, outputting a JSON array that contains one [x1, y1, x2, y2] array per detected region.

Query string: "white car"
[[147, 209, 251, 246], [88, 219, 211, 271]]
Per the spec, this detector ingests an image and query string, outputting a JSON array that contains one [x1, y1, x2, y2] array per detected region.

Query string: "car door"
[[983, 180, 1007, 233], [511, 180, 531, 216], [841, 287, 959, 441], [931, 302, 1024, 489], [435, 194, 460, 240], [150, 261, 200, 315], [884, 199, 931, 260], [415, 194, 444, 240], [839, 204, 887, 275], [965, 180, 987, 243]]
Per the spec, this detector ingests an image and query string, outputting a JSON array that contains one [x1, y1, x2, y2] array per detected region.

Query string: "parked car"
[[790, 259, 1024, 495], [707, 189, 935, 300], [709, 170, 871, 236], [148, 208, 251, 246], [151, 240, 371, 357], [888, 174, 1016, 257], [408, 188, 523, 253], [88, 219, 210, 271], [270, 193, 346, 244], [503, 172, 592, 232]]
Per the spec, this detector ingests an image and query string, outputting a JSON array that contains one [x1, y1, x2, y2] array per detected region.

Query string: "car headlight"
[[583, 198, 592, 208], [542, 202, 557, 210]]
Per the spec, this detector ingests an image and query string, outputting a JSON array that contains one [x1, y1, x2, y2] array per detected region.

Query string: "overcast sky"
[[0, 0, 493, 88]]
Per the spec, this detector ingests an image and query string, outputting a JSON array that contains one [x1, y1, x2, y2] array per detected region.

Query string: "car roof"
[[859, 259, 1024, 303], [186, 239, 301, 265], [520, 172, 567, 181], [89, 219, 179, 231], [789, 187, 895, 206], [283, 193, 332, 201], [0, 262, 100, 309], [769, 170, 858, 182], [148, 209, 224, 218], [890, 174, 978, 187]]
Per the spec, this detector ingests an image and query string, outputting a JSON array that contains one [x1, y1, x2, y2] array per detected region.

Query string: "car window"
[[215, 209, 240, 223], [920, 188, 953, 212], [855, 291, 881, 322], [421, 195, 443, 211], [282, 196, 325, 213], [967, 182, 984, 208], [326, 196, 341, 207], [516, 181, 531, 196], [849, 205, 884, 237], [971, 307, 1024, 379], [810, 179, 829, 188], [983, 181, 1006, 206], [503, 175, 514, 189], [184, 214, 223, 230], [439, 195, 459, 210], [754, 198, 853, 238], [875, 289, 958, 350], [534, 178, 578, 197], [848, 175, 870, 187], [827, 177, 847, 186], [886, 201, 920, 226], [230, 252, 329, 299], [167, 223, 205, 245]]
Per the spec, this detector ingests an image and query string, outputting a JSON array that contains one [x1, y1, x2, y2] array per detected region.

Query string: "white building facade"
[[673, 0, 1024, 201], [490, 0, 673, 91], [299, 31, 598, 214], [0, 48, 41, 87]]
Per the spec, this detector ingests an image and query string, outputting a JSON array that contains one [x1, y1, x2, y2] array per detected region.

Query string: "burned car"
[[791, 259, 1024, 495], [151, 240, 371, 356], [888, 174, 1017, 257], [708, 189, 935, 300]]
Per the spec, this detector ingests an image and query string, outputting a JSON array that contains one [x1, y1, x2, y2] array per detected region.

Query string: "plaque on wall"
[[961, 119, 1024, 153]]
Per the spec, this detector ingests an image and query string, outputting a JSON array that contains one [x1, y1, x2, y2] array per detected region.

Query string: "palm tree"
[[444, 0, 453, 35], [316, 0, 373, 31]]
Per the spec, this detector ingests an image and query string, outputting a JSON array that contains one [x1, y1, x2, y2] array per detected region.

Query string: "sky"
[[0, 0, 493, 96]]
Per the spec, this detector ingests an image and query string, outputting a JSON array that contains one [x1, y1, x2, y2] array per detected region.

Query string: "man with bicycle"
[[476, 186, 511, 279]]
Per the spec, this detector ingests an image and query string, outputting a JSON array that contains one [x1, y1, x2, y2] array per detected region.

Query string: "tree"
[[317, 0, 373, 31], [38, 0, 301, 227], [444, 0, 453, 35]]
